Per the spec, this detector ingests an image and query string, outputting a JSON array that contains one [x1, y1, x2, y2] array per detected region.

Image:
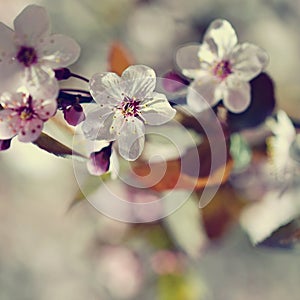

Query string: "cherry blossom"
[[0, 92, 57, 142], [0, 5, 80, 99], [176, 19, 268, 113], [82, 65, 176, 161]]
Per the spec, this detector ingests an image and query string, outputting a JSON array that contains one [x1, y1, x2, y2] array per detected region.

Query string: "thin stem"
[[69, 72, 89, 83], [58, 91, 94, 109], [60, 88, 91, 95]]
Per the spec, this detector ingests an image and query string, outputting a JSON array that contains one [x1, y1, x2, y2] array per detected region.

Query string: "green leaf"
[[230, 133, 252, 171], [33, 132, 87, 160], [158, 273, 206, 300]]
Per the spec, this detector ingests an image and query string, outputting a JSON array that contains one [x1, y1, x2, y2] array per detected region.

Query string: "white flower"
[[0, 5, 80, 99], [0, 91, 57, 142], [82, 65, 176, 161], [176, 19, 269, 113], [266, 110, 297, 181]]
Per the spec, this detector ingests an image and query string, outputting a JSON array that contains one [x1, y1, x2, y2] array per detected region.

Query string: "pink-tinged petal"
[[161, 71, 189, 93], [87, 145, 112, 176], [203, 19, 238, 59], [82, 105, 116, 141], [0, 60, 23, 94], [38, 34, 81, 68], [89, 72, 122, 104], [63, 104, 85, 126], [0, 92, 24, 108], [0, 139, 11, 151], [230, 43, 269, 81], [18, 118, 43, 142], [33, 98, 57, 120], [0, 22, 15, 53], [140, 92, 176, 125], [121, 65, 156, 99], [175, 44, 203, 78], [223, 76, 251, 113], [0, 109, 20, 139], [24, 66, 59, 99], [14, 5, 50, 46], [118, 117, 145, 161], [187, 76, 220, 112]]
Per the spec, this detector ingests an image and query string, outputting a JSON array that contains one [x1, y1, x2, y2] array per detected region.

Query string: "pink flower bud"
[[63, 104, 85, 126], [54, 68, 72, 80], [87, 144, 112, 176], [162, 71, 189, 93], [0, 139, 11, 151]]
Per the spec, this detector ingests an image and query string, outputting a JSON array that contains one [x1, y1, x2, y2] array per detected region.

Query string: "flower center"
[[18, 96, 34, 120], [120, 96, 140, 118], [213, 60, 232, 80], [19, 107, 33, 120], [16, 46, 38, 67]]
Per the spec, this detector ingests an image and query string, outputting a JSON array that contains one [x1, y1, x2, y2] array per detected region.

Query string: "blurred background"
[[1, 0, 300, 299]]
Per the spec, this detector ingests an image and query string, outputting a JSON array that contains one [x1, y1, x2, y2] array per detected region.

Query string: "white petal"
[[24, 65, 58, 99], [187, 75, 220, 112], [222, 76, 251, 113], [0, 60, 23, 94], [0, 92, 24, 107], [82, 105, 116, 141], [118, 117, 145, 161], [33, 98, 57, 120], [89, 72, 122, 104], [38, 34, 80, 68], [0, 109, 20, 139], [0, 22, 15, 54], [175, 44, 202, 78], [230, 43, 269, 81], [140, 92, 176, 125], [198, 42, 218, 65], [203, 19, 238, 59], [121, 65, 156, 99], [14, 5, 50, 46], [18, 118, 43, 142]]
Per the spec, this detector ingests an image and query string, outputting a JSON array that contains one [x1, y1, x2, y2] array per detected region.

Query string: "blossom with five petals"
[[82, 65, 176, 161], [0, 5, 80, 99], [176, 19, 269, 113], [0, 91, 57, 142]]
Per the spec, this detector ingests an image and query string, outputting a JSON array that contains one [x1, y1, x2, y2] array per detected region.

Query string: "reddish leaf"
[[201, 185, 246, 240], [107, 42, 134, 76], [132, 138, 233, 192]]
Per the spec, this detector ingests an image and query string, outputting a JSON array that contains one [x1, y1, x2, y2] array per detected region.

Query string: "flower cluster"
[[0, 5, 272, 164], [1, 2, 300, 255], [0, 5, 80, 147], [0, 3, 284, 198]]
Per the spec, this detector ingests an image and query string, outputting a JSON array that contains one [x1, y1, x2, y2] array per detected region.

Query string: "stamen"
[[213, 60, 232, 80], [16, 46, 38, 67], [119, 96, 140, 118]]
